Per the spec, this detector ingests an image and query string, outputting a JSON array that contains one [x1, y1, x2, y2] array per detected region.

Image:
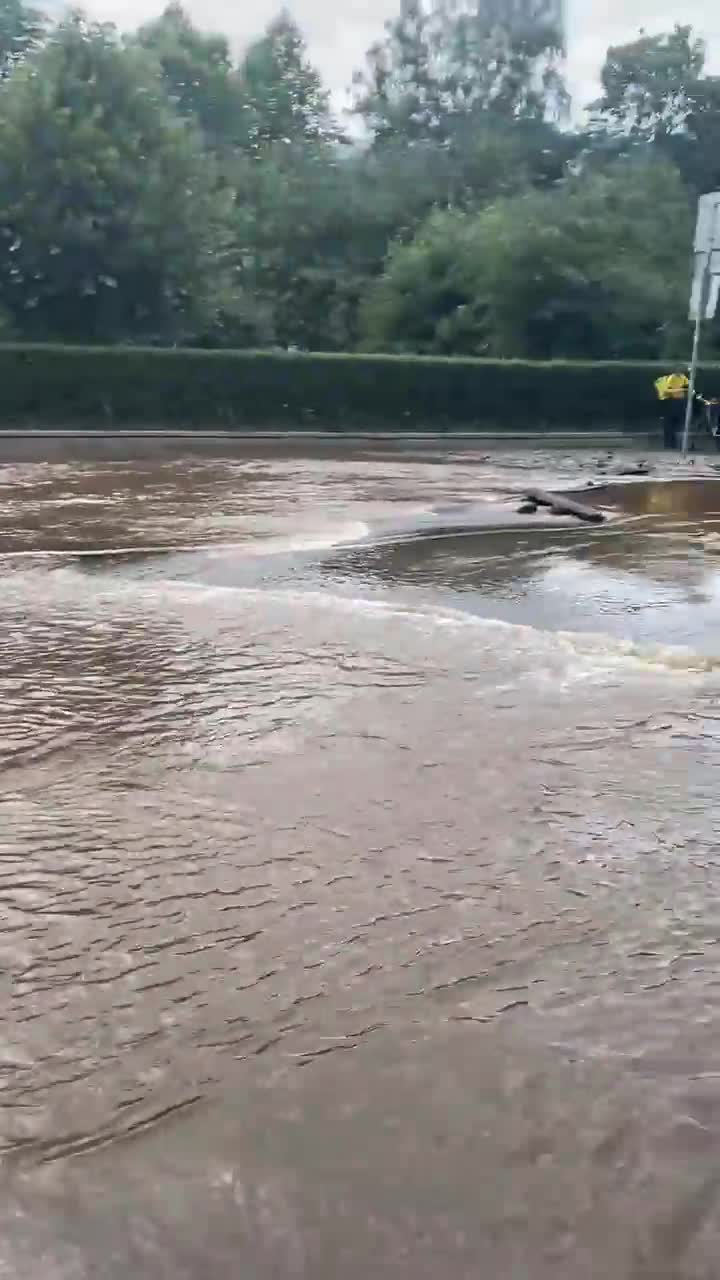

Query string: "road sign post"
[[683, 278, 706, 456], [684, 193, 720, 455]]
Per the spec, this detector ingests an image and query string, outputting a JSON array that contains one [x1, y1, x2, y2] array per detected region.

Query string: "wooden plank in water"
[[525, 488, 605, 524]]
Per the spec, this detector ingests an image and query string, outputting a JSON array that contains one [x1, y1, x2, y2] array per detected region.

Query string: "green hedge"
[[1, 344, 719, 431]]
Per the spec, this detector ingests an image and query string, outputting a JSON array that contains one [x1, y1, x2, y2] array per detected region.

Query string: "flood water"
[[4, 439, 720, 1278]]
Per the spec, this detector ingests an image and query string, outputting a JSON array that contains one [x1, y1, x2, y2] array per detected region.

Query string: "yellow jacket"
[[655, 373, 689, 401]]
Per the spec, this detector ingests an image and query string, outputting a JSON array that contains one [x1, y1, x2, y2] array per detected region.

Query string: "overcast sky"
[[84, 0, 720, 115]]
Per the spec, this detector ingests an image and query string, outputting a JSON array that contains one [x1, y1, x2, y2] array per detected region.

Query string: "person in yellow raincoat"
[[654, 369, 689, 449]]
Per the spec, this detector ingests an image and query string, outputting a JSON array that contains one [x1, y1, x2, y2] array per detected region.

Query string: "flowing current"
[[2, 439, 720, 1279]]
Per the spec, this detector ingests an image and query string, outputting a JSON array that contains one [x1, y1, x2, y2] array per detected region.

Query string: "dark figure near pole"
[[707, 399, 720, 449], [663, 397, 686, 450], [655, 370, 690, 449]]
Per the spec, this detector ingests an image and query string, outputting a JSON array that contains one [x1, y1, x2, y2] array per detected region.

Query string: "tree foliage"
[[352, 0, 566, 146], [134, 3, 243, 148], [0, 14, 236, 342], [0, 0, 42, 77], [237, 11, 337, 150], [592, 26, 704, 142], [0, 0, 715, 357], [360, 158, 692, 359], [590, 25, 720, 192]]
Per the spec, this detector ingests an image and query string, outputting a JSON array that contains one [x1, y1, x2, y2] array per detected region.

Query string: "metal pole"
[[683, 252, 713, 455], [682, 297, 703, 456], [684, 197, 720, 453]]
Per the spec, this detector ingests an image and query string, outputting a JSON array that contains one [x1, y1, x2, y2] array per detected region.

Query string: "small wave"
[[207, 521, 370, 558], [1, 560, 716, 680], [84, 574, 720, 678], [251, 590, 720, 676], [0, 521, 370, 562], [549, 629, 720, 675]]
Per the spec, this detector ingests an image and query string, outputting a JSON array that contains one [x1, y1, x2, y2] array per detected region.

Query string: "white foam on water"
[[15, 564, 716, 684], [2, 547, 718, 687], [209, 520, 371, 558], [246, 588, 720, 678]]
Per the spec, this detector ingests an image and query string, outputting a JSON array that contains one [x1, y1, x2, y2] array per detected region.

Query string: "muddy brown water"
[[3, 440, 720, 1278]]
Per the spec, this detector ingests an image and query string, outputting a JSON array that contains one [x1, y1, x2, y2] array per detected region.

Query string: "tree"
[[591, 26, 703, 143], [228, 127, 536, 353], [0, 1, 704, 359], [228, 140, 376, 350], [351, 0, 572, 235], [352, 0, 440, 146], [359, 157, 692, 359], [217, 13, 345, 347], [0, 14, 238, 343], [134, 3, 244, 148], [436, 0, 567, 123], [679, 76, 720, 192], [353, 0, 567, 147], [589, 25, 720, 192], [0, 0, 43, 77], [237, 11, 336, 151]]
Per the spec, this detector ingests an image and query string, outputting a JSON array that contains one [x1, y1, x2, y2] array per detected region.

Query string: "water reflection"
[[601, 476, 720, 519], [324, 479, 720, 653]]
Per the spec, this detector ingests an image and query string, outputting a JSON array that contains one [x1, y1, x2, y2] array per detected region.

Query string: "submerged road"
[[1, 440, 720, 1278]]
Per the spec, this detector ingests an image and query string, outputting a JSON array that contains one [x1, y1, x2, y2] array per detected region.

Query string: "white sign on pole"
[[707, 274, 720, 321], [694, 192, 720, 253], [689, 195, 720, 320], [690, 253, 709, 319], [689, 252, 720, 320], [683, 193, 720, 453]]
